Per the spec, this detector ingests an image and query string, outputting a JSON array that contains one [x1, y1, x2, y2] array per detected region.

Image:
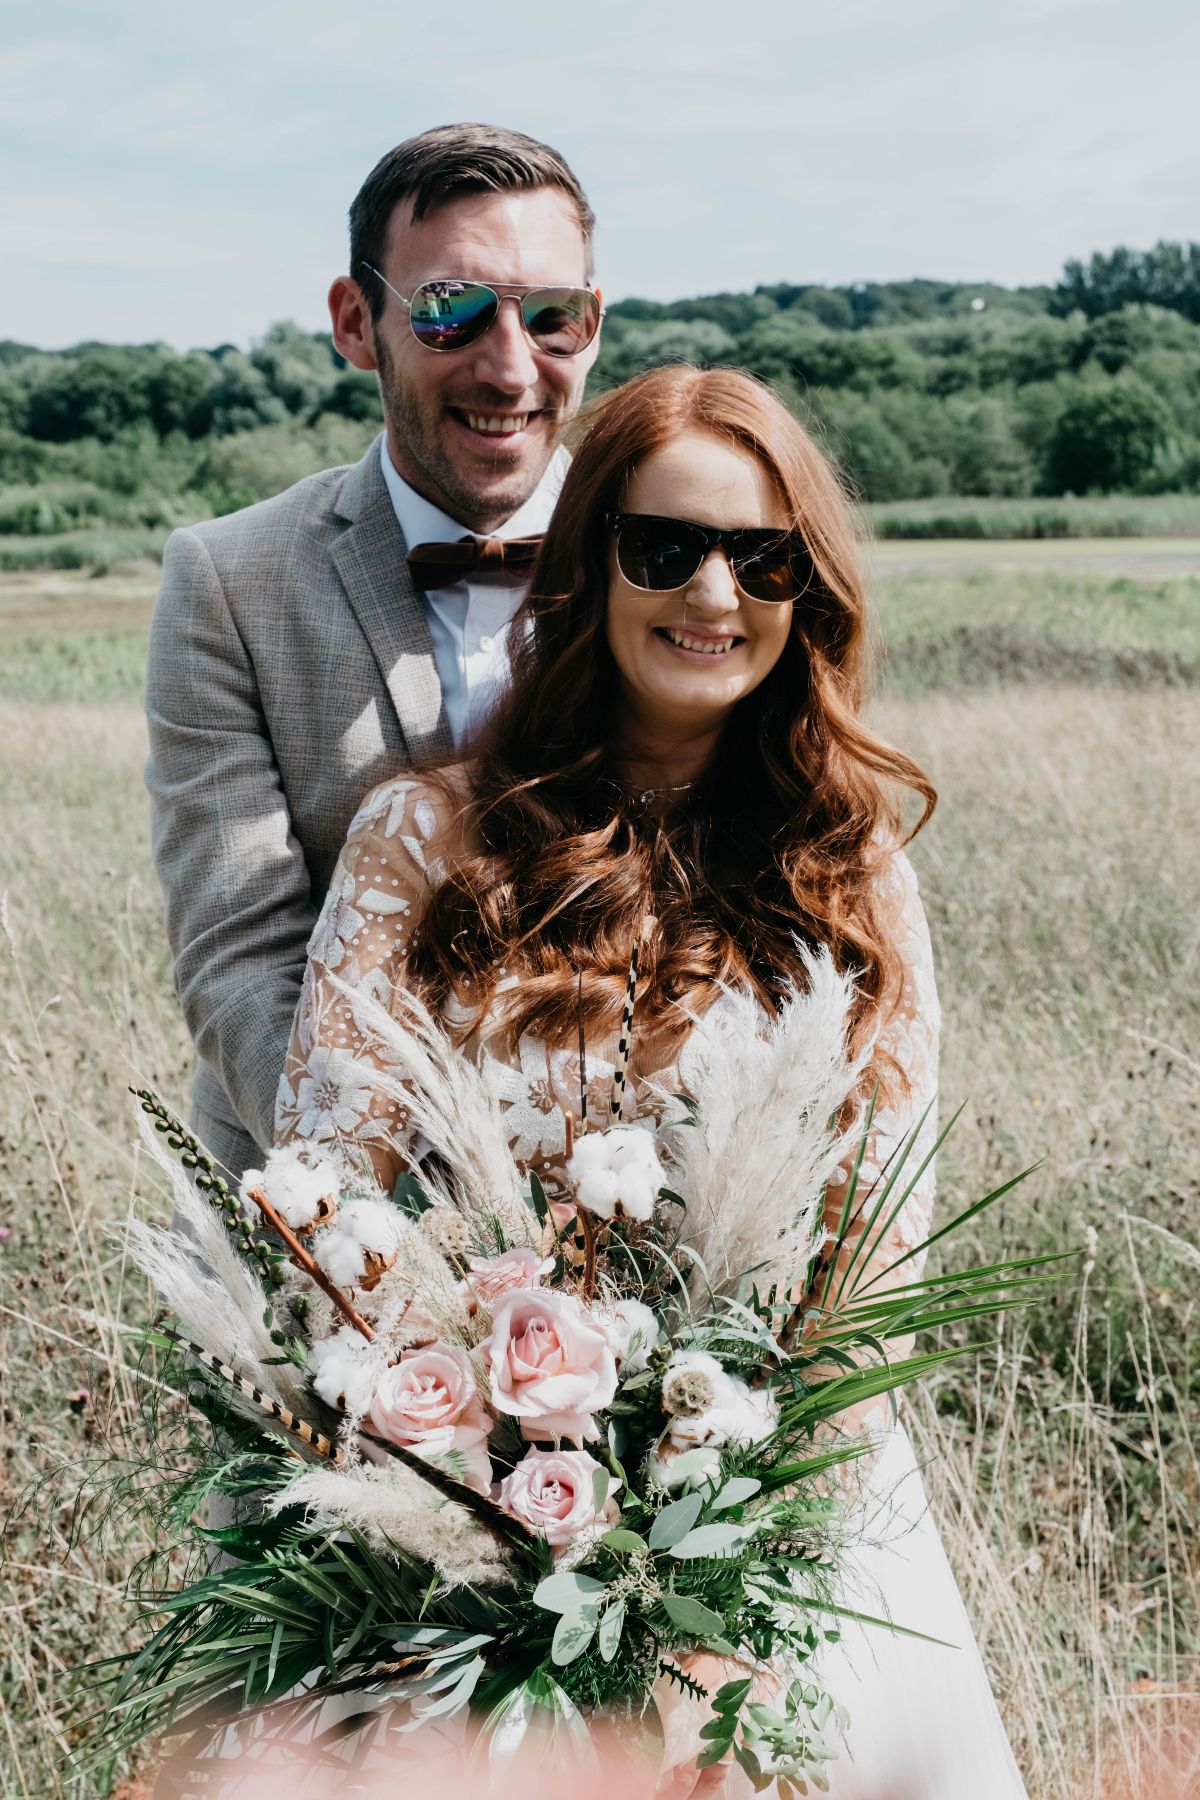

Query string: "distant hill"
[[1, 242, 1197, 571]]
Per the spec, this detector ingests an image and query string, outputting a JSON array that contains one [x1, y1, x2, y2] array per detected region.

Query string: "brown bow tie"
[[406, 534, 544, 593]]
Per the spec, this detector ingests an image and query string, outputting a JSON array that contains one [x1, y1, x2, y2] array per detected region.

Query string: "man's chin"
[[436, 423, 556, 523]]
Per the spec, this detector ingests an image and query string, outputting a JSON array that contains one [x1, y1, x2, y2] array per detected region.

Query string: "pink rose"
[[366, 1343, 493, 1494], [480, 1289, 618, 1443], [497, 1447, 621, 1547], [459, 1246, 551, 1313]]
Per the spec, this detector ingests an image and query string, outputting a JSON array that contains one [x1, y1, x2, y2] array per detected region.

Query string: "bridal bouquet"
[[77, 951, 1048, 1793]]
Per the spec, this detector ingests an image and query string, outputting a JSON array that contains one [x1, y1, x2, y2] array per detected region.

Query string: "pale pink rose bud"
[[480, 1289, 618, 1443], [497, 1446, 621, 1547], [367, 1343, 493, 1494], [460, 1246, 552, 1313]]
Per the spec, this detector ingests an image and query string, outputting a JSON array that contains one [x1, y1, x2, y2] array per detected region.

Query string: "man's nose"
[[684, 549, 741, 612], [470, 295, 540, 394]]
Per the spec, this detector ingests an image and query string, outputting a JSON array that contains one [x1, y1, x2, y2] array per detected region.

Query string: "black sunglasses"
[[606, 511, 816, 605]]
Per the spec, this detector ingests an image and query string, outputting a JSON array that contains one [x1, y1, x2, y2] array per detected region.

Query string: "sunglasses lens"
[[409, 281, 498, 350], [616, 517, 705, 590], [730, 534, 809, 604], [521, 288, 601, 356]]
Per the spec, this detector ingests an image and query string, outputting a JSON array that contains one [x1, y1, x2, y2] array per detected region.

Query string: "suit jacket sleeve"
[[145, 524, 315, 1151]]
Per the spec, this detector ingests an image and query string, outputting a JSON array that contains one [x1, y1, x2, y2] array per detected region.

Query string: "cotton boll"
[[309, 1326, 378, 1413], [339, 1197, 404, 1254], [725, 1377, 778, 1445], [242, 1144, 342, 1233], [608, 1128, 664, 1177], [313, 1228, 368, 1289], [646, 1442, 721, 1491], [613, 1168, 657, 1222], [575, 1167, 620, 1220], [566, 1134, 610, 1176], [610, 1298, 662, 1373]]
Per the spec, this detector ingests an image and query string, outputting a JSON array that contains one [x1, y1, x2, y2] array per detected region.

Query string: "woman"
[[275, 364, 1025, 1797]]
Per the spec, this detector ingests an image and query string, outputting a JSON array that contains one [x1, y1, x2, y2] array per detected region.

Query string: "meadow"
[[0, 539, 1198, 1796]]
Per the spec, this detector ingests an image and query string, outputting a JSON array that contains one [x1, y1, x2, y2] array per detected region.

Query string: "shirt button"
[[479, 635, 496, 654]]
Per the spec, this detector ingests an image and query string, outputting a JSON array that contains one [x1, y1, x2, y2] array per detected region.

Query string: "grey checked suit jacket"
[[145, 434, 453, 1181]]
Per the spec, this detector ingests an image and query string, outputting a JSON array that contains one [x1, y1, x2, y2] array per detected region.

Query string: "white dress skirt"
[[815, 1424, 1027, 1800]]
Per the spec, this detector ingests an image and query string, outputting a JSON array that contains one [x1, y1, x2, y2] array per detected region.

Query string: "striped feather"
[[159, 1325, 345, 1465]]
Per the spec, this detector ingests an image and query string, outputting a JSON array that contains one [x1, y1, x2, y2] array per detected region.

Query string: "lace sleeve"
[[813, 850, 941, 1447], [274, 776, 452, 1191]]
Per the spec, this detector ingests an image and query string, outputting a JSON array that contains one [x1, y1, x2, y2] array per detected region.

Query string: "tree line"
[[1, 240, 1197, 536]]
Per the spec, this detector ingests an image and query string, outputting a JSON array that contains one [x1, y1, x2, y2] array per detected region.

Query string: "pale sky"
[[2, 0, 1197, 350]]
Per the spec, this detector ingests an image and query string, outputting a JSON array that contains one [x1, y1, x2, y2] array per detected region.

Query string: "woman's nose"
[[683, 548, 741, 612]]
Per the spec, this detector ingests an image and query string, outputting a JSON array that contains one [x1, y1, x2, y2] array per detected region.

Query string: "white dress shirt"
[[380, 437, 569, 749]]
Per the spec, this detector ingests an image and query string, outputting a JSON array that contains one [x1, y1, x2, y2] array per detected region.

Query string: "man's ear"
[[328, 276, 378, 372]]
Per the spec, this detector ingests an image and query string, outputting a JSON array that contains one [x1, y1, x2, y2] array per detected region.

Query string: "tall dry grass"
[[0, 673, 1197, 1796]]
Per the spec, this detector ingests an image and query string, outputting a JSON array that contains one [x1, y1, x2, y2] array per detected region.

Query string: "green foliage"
[[1054, 240, 1200, 323], [4, 239, 1200, 574], [1046, 375, 1175, 493]]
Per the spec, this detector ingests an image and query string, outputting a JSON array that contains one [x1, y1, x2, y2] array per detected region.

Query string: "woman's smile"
[[653, 624, 747, 659]]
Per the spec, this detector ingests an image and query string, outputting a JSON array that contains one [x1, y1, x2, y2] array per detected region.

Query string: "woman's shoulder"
[[343, 763, 477, 870]]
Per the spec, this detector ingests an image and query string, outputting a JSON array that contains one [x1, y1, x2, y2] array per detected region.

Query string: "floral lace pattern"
[[276, 772, 940, 1345]]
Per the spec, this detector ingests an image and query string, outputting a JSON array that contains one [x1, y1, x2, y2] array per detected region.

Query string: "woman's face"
[[605, 430, 794, 744]]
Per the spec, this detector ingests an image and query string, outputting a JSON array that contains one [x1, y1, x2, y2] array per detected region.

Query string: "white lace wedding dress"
[[270, 772, 1027, 1799]]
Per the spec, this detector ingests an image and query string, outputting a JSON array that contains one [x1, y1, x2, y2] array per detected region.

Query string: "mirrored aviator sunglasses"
[[607, 512, 817, 605], [364, 267, 602, 357]]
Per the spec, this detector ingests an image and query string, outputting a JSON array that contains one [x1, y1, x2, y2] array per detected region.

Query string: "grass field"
[[1, 543, 1198, 1796]]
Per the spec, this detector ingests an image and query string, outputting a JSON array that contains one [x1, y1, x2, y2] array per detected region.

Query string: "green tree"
[[1045, 375, 1174, 492], [26, 348, 154, 442], [1054, 241, 1200, 323], [146, 352, 218, 436], [318, 366, 382, 423], [187, 353, 288, 436], [251, 323, 338, 415]]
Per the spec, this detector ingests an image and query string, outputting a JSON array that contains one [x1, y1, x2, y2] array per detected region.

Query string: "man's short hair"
[[350, 122, 596, 317]]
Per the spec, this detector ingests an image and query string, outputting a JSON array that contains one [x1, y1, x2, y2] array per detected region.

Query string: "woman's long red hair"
[[405, 364, 935, 1073]]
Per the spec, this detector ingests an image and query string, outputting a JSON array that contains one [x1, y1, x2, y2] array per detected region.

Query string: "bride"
[[273, 363, 1026, 1798]]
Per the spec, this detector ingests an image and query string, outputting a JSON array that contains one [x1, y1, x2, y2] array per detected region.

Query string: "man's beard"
[[373, 331, 561, 529]]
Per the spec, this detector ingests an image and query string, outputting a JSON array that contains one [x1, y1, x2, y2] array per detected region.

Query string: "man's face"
[[368, 187, 599, 531]]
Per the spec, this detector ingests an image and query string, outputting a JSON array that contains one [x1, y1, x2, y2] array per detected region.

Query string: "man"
[[146, 123, 602, 1180]]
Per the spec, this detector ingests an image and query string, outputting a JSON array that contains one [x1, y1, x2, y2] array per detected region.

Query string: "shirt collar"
[[380, 435, 570, 547]]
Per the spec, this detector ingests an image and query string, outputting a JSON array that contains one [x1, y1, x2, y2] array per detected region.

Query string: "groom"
[[146, 123, 602, 1181]]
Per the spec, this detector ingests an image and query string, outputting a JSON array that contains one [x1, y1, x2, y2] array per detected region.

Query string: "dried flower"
[[661, 1349, 777, 1452], [661, 1349, 722, 1417], [420, 1207, 471, 1258]]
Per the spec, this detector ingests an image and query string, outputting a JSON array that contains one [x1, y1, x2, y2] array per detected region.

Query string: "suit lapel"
[[331, 437, 453, 762]]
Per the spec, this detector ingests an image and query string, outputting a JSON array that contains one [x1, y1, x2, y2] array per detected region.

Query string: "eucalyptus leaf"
[[601, 1528, 648, 1556], [712, 1477, 761, 1511], [532, 1571, 606, 1615], [552, 1612, 598, 1666], [592, 1466, 611, 1515], [669, 1522, 749, 1559], [648, 1492, 704, 1550], [597, 1598, 626, 1663], [660, 1593, 726, 1637]]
